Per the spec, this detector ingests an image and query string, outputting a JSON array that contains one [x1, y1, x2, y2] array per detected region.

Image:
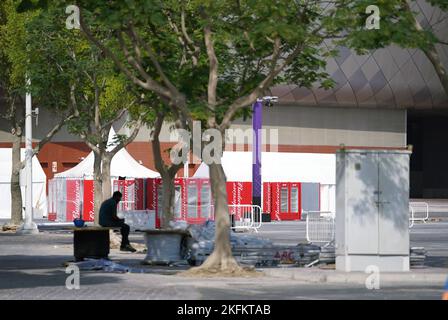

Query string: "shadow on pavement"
[[0, 268, 123, 290]]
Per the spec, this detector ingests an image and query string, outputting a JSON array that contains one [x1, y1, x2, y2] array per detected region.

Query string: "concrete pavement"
[[0, 221, 447, 300]]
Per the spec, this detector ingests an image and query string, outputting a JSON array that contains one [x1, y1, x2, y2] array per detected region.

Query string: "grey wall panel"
[[301, 183, 320, 212]]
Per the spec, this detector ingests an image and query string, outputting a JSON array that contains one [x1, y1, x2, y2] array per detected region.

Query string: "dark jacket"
[[99, 197, 119, 226]]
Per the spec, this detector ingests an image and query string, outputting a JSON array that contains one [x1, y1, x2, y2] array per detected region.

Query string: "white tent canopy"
[[193, 151, 336, 214], [54, 127, 159, 179], [0, 149, 48, 219], [193, 151, 336, 184]]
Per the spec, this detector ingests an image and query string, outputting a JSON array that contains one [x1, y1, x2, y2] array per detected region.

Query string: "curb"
[[262, 268, 447, 286]]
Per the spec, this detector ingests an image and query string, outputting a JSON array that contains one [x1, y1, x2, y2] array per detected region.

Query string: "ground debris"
[[66, 258, 151, 273], [1, 224, 19, 233], [180, 264, 262, 278]]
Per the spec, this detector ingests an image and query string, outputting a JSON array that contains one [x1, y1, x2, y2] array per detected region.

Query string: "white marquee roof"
[[55, 128, 159, 179], [193, 151, 335, 185]]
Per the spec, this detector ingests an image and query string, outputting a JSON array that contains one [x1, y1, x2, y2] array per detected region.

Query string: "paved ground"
[[0, 221, 447, 300]]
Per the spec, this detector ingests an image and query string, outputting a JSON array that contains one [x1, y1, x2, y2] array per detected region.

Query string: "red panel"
[[176, 178, 186, 221], [135, 178, 145, 210], [226, 181, 252, 206], [263, 182, 271, 214], [66, 179, 82, 221], [83, 180, 95, 222], [185, 179, 200, 224], [145, 178, 157, 211], [270, 182, 281, 221], [155, 178, 162, 228], [240, 182, 252, 205], [270, 182, 302, 221], [278, 182, 290, 220], [290, 182, 302, 220], [198, 179, 211, 220]]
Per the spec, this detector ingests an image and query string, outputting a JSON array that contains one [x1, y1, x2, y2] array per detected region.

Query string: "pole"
[[252, 99, 262, 208], [184, 158, 189, 178], [17, 79, 38, 235]]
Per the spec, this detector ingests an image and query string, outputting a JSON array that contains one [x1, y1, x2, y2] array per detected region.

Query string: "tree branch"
[[108, 116, 143, 157], [181, 6, 200, 65], [404, 0, 448, 96], [117, 30, 154, 85], [79, 12, 173, 100], [219, 39, 295, 130], [151, 111, 168, 174], [204, 21, 219, 126], [101, 108, 127, 131], [31, 114, 75, 157], [127, 23, 179, 94]]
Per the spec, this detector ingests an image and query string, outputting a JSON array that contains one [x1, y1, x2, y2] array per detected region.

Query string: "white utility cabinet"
[[335, 149, 411, 272]]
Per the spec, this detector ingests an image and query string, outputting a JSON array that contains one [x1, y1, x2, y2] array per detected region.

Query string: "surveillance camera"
[[264, 100, 274, 108], [262, 96, 278, 107]]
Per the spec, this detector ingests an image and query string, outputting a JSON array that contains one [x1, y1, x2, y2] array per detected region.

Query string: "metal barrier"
[[409, 202, 429, 223], [118, 201, 136, 212], [48, 178, 84, 222], [409, 206, 415, 228], [55, 199, 83, 222], [228, 205, 262, 232], [306, 211, 335, 245], [118, 209, 156, 231]]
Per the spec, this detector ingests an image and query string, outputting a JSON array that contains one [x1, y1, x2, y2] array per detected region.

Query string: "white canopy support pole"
[[184, 158, 189, 178], [18, 79, 38, 235]]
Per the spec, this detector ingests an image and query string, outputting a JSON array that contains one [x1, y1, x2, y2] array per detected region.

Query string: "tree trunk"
[[151, 119, 180, 229], [101, 156, 112, 204], [194, 162, 241, 273], [93, 151, 103, 225], [160, 171, 175, 229], [10, 132, 23, 225]]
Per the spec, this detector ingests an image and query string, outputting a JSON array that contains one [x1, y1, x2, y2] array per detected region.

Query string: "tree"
[[74, 0, 344, 274], [149, 107, 184, 229], [26, 5, 147, 224], [0, 0, 72, 225], [74, 0, 432, 274]]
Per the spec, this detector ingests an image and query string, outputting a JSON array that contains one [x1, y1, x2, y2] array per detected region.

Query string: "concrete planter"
[[142, 229, 189, 265]]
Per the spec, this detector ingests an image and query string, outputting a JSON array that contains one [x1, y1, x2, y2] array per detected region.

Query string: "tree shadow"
[[0, 258, 123, 290]]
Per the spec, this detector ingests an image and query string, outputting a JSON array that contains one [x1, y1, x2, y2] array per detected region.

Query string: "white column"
[[18, 80, 39, 235], [184, 159, 189, 178]]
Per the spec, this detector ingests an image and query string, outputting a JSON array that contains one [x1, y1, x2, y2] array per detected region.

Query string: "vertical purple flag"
[[252, 100, 262, 207]]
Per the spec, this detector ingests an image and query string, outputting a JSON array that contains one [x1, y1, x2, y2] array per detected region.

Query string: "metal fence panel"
[[306, 211, 335, 244]]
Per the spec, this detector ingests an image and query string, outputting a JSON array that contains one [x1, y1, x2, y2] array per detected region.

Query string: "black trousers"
[[102, 219, 130, 247]]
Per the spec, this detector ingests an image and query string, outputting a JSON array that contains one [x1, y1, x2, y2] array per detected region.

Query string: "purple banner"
[[252, 100, 262, 204]]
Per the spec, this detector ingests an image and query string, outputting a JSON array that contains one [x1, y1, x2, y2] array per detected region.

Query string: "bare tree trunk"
[[93, 151, 103, 225], [194, 162, 241, 273], [101, 155, 112, 203], [151, 113, 182, 229], [10, 132, 23, 225], [159, 171, 175, 228]]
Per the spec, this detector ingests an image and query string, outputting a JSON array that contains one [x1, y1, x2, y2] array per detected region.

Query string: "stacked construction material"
[[318, 245, 336, 265], [410, 247, 426, 268], [185, 221, 323, 267], [296, 243, 321, 266], [186, 221, 279, 266]]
